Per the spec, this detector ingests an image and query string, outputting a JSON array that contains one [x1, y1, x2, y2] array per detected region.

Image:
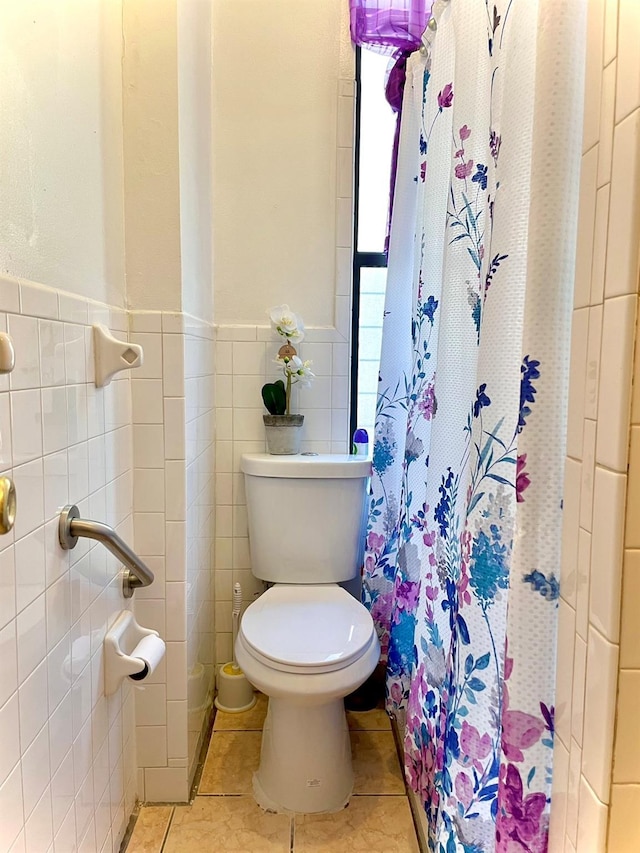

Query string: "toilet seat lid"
[[240, 585, 375, 671]]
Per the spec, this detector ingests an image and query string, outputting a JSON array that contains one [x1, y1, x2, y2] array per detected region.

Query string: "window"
[[351, 48, 396, 441]]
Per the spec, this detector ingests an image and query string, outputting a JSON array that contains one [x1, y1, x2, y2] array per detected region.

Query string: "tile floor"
[[125, 694, 420, 852]]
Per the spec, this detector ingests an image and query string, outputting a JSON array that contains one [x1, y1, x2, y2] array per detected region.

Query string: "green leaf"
[[261, 380, 286, 415], [479, 435, 493, 466], [461, 192, 472, 218], [486, 473, 513, 486], [468, 491, 485, 514]]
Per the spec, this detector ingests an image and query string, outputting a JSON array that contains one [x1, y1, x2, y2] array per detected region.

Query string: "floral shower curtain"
[[362, 1, 586, 850]]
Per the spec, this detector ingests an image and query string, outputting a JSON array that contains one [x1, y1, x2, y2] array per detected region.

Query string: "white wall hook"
[[93, 324, 143, 387], [104, 610, 166, 695]]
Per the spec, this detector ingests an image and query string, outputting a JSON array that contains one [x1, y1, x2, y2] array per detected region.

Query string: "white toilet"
[[235, 453, 380, 814]]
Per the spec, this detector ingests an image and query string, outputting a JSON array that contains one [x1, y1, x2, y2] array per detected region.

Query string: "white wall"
[[123, 0, 215, 324], [122, 0, 183, 314], [178, 0, 215, 326], [0, 1, 126, 308], [212, 0, 346, 326]]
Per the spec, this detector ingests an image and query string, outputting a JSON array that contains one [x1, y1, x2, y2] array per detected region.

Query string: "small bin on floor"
[[215, 662, 257, 713]]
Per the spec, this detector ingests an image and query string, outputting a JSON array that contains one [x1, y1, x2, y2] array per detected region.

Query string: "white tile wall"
[[0, 284, 216, 852], [581, 0, 604, 154], [614, 0, 640, 124], [577, 775, 608, 851], [612, 670, 640, 783], [590, 467, 627, 641], [574, 150, 598, 309], [0, 275, 136, 853], [608, 783, 640, 852], [561, 458, 582, 607], [183, 318, 215, 776], [556, 2, 640, 849], [582, 626, 619, 802], [213, 325, 351, 663], [595, 294, 636, 470], [555, 599, 576, 748], [130, 311, 215, 800], [566, 738, 582, 848]]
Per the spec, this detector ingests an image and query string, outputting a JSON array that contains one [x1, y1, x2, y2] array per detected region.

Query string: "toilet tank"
[[240, 453, 371, 584]]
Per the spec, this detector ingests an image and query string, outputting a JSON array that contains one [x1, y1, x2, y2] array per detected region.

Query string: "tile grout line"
[[158, 806, 176, 853], [188, 704, 217, 799], [351, 792, 409, 796], [118, 804, 141, 853]]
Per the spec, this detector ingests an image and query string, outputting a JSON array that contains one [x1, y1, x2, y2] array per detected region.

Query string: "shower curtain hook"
[[420, 0, 451, 55]]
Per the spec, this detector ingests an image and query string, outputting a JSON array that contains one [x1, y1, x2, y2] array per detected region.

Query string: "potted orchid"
[[262, 305, 315, 455]]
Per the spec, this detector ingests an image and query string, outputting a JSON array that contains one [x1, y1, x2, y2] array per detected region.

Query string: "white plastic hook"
[[93, 324, 143, 387]]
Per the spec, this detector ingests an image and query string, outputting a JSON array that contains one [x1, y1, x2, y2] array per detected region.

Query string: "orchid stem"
[[286, 372, 291, 416]]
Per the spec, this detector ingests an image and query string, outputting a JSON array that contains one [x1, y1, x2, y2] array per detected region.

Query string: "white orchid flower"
[[295, 359, 315, 388], [269, 304, 305, 343], [274, 355, 315, 387]]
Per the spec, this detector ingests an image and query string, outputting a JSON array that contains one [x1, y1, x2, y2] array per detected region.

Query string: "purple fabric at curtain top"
[[349, 0, 431, 251], [349, 0, 430, 54]]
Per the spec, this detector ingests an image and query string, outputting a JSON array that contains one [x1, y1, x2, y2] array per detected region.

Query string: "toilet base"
[[254, 697, 353, 813]]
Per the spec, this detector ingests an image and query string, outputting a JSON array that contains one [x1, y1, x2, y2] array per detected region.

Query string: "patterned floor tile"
[[124, 699, 418, 853], [293, 795, 419, 852], [199, 731, 262, 794], [214, 692, 269, 731], [164, 797, 290, 852], [126, 806, 173, 853], [346, 706, 392, 731], [351, 731, 405, 795]]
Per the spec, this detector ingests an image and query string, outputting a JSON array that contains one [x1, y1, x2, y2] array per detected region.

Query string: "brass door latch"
[[0, 476, 16, 535]]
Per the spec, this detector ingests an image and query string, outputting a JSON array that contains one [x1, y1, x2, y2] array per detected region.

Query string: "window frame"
[[350, 46, 390, 440]]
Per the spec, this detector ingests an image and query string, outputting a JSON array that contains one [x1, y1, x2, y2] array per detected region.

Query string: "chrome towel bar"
[[58, 504, 154, 599]]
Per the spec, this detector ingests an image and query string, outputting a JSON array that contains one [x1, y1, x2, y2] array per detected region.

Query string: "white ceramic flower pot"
[[263, 414, 304, 455]]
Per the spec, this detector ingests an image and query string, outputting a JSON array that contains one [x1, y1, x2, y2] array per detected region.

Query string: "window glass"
[[356, 51, 396, 253], [356, 267, 387, 438]]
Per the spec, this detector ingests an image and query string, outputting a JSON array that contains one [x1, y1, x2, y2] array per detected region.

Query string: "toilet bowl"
[[237, 452, 379, 814], [235, 583, 380, 813]]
